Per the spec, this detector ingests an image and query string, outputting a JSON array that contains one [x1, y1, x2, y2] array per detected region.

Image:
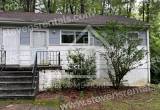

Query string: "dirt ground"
[[0, 86, 157, 110]]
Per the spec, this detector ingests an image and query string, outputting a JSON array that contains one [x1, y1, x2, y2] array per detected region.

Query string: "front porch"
[[0, 50, 62, 99]]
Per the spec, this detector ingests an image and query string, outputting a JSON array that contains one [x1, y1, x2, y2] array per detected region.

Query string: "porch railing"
[[32, 52, 39, 95], [36, 51, 61, 66], [0, 50, 6, 65]]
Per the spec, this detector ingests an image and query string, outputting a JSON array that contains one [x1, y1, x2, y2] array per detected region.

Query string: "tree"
[[80, 0, 85, 14], [20, 0, 36, 12], [98, 23, 146, 89], [67, 49, 96, 90], [68, 0, 74, 14], [1, 0, 6, 11], [150, 13, 160, 84], [143, 0, 160, 83], [101, 0, 106, 15]]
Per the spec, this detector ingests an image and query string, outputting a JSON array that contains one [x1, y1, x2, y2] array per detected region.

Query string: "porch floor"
[[1, 65, 62, 71]]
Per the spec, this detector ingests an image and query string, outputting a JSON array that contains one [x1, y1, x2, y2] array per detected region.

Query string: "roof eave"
[[0, 20, 150, 29]]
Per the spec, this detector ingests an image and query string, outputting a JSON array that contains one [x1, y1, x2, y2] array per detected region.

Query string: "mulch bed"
[[36, 86, 139, 101], [36, 86, 152, 110]]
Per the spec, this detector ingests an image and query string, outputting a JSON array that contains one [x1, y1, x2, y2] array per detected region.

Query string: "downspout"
[[147, 29, 151, 84]]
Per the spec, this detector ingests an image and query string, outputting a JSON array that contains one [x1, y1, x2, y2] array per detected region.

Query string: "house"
[[0, 12, 150, 98]]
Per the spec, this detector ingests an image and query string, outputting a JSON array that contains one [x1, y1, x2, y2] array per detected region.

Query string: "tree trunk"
[[32, 0, 36, 12], [2, 0, 5, 11], [119, 5, 122, 15], [80, 0, 85, 14], [142, 0, 145, 21], [127, 0, 132, 18], [26, 0, 30, 12], [66, 1, 68, 14], [101, 0, 106, 15], [62, 0, 65, 13], [69, 0, 74, 14], [146, 0, 150, 22], [48, 0, 51, 13], [109, 0, 112, 14]]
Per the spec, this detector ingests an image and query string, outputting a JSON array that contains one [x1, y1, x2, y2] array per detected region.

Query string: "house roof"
[[0, 12, 149, 27]]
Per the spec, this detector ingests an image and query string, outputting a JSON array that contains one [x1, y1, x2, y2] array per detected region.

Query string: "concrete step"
[[0, 68, 38, 99], [0, 87, 35, 91], [0, 76, 37, 82], [0, 71, 33, 76], [0, 82, 37, 88], [1, 65, 33, 71], [0, 89, 35, 95], [0, 81, 34, 84], [0, 94, 35, 99]]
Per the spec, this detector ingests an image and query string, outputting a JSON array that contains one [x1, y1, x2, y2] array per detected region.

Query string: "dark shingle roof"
[[0, 12, 149, 27]]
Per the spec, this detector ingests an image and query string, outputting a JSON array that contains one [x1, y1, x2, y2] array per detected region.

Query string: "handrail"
[[0, 50, 6, 71], [32, 52, 38, 89], [0, 50, 6, 65]]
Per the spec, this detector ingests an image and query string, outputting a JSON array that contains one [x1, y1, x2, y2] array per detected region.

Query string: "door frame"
[[2, 28, 20, 65]]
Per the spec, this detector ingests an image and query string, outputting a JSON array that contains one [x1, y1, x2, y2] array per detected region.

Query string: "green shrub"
[[67, 49, 96, 90]]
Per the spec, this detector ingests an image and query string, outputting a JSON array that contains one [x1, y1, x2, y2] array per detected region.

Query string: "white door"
[[31, 31, 47, 64], [3, 29, 20, 65]]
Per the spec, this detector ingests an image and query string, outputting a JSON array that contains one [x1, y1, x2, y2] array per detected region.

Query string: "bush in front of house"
[[97, 22, 146, 89], [67, 49, 96, 90]]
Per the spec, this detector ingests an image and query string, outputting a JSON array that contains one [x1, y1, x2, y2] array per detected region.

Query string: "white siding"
[[1, 27, 150, 89], [19, 46, 31, 65], [38, 44, 150, 91]]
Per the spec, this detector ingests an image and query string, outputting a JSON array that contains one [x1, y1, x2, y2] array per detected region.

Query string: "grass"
[[0, 85, 160, 110], [84, 86, 160, 110], [107, 92, 160, 110], [0, 99, 60, 109]]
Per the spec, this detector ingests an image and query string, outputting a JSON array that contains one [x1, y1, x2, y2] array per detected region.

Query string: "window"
[[76, 32, 88, 44], [128, 32, 143, 45], [20, 31, 30, 45], [128, 33, 139, 41], [61, 31, 75, 43], [32, 31, 47, 48], [61, 31, 89, 44]]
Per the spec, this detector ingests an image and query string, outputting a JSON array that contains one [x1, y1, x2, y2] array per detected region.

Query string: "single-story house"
[[0, 12, 150, 98]]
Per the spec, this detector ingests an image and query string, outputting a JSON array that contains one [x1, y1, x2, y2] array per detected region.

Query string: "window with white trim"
[[128, 32, 142, 45], [61, 31, 89, 44], [76, 32, 88, 44], [61, 31, 75, 43], [20, 31, 30, 45], [128, 32, 139, 41]]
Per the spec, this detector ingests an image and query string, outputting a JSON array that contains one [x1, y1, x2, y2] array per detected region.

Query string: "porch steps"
[[0, 68, 38, 99]]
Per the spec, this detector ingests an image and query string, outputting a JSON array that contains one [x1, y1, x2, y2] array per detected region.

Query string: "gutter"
[[0, 20, 150, 28]]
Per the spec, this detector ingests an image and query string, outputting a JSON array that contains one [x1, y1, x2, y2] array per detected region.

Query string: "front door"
[[3, 29, 20, 65], [32, 31, 47, 64]]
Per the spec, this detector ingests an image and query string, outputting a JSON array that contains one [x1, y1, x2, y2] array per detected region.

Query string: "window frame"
[[60, 30, 90, 45], [127, 32, 139, 40], [61, 31, 75, 44], [30, 29, 49, 48], [20, 30, 30, 46], [127, 31, 143, 45]]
